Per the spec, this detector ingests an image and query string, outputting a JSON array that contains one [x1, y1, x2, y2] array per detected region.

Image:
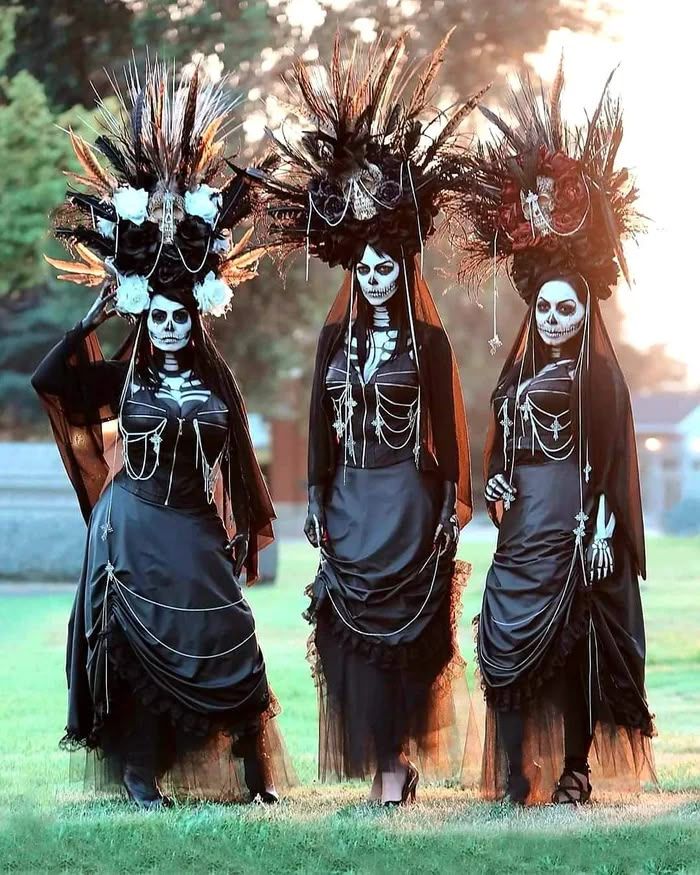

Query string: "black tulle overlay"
[[305, 460, 471, 780], [467, 518, 657, 804]]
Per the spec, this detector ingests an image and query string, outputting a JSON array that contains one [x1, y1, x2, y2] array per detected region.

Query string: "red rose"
[[501, 178, 520, 204], [549, 151, 579, 176], [553, 170, 588, 231]]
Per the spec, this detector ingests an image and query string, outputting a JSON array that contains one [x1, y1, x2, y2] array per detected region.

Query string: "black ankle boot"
[[123, 764, 170, 810]]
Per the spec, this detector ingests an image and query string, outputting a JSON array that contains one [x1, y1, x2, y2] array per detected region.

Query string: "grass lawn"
[[0, 536, 699, 874]]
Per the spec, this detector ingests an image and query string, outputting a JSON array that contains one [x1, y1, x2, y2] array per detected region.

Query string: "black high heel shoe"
[[243, 753, 280, 804], [383, 762, 419, 807], [502, 771, 530, 806], [123, 765, 171, 810]]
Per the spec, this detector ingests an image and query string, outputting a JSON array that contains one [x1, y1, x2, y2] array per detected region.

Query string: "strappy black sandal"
[[551, 767, 592, 805]]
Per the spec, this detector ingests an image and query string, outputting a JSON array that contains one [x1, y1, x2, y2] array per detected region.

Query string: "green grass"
[[0, 537, 699, 874]]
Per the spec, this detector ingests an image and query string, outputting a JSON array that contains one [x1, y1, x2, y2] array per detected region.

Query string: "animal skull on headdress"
[[341, 164, 383, 221], [520, 176, 555, 237]]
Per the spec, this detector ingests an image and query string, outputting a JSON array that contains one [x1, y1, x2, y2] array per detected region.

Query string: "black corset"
[[325, 346, 419, 469], [494, 360, 575, 465], [115, 382, 229, 508]]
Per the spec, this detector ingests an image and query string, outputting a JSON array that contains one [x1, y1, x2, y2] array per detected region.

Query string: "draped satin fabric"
[[305, 258, 473, 781], [463, 295, 656, 803]]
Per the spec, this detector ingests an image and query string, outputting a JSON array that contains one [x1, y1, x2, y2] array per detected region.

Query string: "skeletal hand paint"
[[535, 280, 585, 347], [586, 493, 616, 581], [485, 472, 517, 508], [147, 294, 192, 352], [356, 244, 400, 306]]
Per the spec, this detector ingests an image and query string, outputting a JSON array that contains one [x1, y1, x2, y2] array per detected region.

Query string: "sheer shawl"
[[32, 321, 275, 583], [307, 255, 472, 527]]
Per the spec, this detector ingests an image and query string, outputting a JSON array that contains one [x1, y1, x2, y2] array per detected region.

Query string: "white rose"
[[184, 184, 222, 226], [211, 233, 231, 254], [113, 186, 149, 225], [96, 218, 116, 239], [193, 271, 233, 317], [115, 273, 150, 315]]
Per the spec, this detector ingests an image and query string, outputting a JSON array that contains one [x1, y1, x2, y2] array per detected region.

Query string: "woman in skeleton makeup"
[[31, 63, 296, 807], [254, 33, 480, 804], [450, 68, 656, 804]]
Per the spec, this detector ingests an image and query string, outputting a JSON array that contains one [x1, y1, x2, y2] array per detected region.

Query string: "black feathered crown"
[[252, 30, 489, 271]]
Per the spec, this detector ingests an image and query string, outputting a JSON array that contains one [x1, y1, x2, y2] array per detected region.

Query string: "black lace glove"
[[434, 481, 459, 551], [303, 484, 327, 548]]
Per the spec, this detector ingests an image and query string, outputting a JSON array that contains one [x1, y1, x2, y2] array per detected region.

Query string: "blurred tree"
[[128, 0, 273, 74], [0, 8, 107, 433], [267, 0, 616, 103], [1, 0, 134, 109]]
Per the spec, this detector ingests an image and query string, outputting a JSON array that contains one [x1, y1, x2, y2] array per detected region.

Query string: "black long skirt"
[[63, 479, 296, 800], [306, 459, 469, 781], [467, 461, 655, 801]]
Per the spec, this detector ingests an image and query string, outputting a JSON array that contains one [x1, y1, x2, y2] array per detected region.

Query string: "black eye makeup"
[[151, 310, 167, 323], [536, 299, 551, 313], [556, 300, 577, 316], [173, 310, 189, 323]]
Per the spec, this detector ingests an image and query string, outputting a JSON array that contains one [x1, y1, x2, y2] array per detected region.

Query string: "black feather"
[[94, 136, 129, 177]]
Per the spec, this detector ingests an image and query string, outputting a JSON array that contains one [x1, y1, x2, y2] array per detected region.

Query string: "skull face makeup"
[[356, 245, 400, 306], [535, 280, 585, 347], [147, 294, 192, 351]]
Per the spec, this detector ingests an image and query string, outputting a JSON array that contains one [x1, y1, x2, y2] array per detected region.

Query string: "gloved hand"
[[434, 481, 459, 551], [226, 532, 249, 579], [484, 472, 517, 509], [303, 485, 327, 549]]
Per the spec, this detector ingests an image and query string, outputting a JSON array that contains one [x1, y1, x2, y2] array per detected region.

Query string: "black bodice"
[[116, 381, 229, 508], [494, 359, 575, 466], [325, 344, 419, 469]]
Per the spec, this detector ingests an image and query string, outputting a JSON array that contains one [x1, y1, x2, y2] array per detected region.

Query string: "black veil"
[[484, 282, 645, 578]]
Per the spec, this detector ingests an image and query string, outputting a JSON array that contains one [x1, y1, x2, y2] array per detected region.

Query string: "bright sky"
[[527, 0, 696, 382]]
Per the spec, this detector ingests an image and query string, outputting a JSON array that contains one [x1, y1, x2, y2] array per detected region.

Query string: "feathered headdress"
[[46, 60, 265, 317], [252, 30, 489, 272], [449, 62, 643, 306]]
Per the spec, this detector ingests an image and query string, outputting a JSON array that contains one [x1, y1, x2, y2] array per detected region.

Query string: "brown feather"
[[331, 31, 343, 102], [192, 117, 225, 177], [69, 129, 117, 196], [44, 246, 107, 287], [406, 27, 455, 118], [289, 59, 328, 123], [180, 65, 200, 173], [549, 52, 565, 149], [368, 32, 407, 124], [423, 83, 491, 164]]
